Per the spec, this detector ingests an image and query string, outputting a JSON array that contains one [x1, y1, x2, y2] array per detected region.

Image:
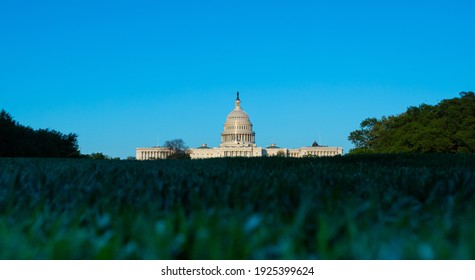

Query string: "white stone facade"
[[136, 92, 343, 160], [266, 144, 342, 158], [189, 144, 263, 159], [136, 147, 172, 160]]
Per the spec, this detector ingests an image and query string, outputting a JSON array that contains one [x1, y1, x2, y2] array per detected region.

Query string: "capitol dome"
[[220, 92, 256, 147]]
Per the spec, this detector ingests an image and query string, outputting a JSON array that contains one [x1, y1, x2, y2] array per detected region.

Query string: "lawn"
[[0, 154, 474, 259]]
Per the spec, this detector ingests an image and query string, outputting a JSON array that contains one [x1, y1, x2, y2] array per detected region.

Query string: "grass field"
[[0, 154, 474, 259]]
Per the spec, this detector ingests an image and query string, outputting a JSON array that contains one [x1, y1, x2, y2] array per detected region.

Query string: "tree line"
[[348, 92, 475, 154], [0, 109, 80, 158]]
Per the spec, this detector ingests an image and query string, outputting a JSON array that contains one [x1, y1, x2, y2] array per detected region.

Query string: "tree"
[[90, 153, 111, 160], [0, 109, 81, 158], [348, 118, 379, 153], [348, 92, 475, 154], [164, 139, 190, 159]]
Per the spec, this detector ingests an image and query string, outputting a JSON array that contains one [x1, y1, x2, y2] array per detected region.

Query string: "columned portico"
[[136, 147, 172, 160]]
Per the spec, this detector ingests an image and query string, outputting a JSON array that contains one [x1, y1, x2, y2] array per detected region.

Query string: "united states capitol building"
[[136, 92, 342, 160]]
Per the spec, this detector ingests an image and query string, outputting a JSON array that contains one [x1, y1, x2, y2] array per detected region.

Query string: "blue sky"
[[1, 0, 474, 158]]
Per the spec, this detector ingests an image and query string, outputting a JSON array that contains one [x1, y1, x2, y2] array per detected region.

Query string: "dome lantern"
[[235, 91, 241, 109]]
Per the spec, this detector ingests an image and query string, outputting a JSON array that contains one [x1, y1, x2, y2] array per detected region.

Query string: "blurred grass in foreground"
[[0, 154, 474, 259]]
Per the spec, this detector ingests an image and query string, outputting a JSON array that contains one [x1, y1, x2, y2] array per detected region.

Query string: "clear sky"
[[1, 0, 474, 158]]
